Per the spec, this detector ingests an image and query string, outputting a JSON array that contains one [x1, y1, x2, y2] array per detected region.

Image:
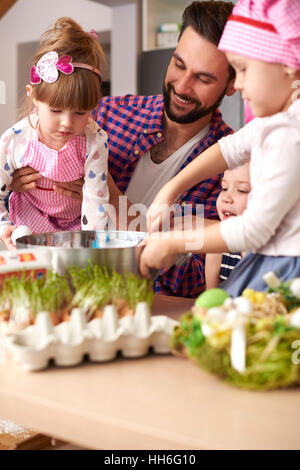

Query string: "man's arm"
[[107, 172, 146, 231], [10, 167, 143, 230]]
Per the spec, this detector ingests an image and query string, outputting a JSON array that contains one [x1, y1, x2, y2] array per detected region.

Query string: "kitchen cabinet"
[[142, 0, 190, 51]]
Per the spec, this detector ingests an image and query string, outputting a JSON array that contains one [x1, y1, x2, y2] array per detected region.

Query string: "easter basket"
[[171, 273, 300, 390]]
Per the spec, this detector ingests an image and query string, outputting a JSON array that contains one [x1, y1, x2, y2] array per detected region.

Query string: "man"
[[11, 1, 235, 298]]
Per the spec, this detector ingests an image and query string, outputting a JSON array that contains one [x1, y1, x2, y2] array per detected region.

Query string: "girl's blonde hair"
[[28, 17, 106, 113]]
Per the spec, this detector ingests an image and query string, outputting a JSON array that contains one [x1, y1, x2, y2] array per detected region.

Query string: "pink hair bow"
[[87, 29, 98, 40], [30, 51, 74, 84]]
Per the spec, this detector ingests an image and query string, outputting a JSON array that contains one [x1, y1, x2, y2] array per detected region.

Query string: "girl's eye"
[[76, 112, 86, 116], [50, 109, 61, 113], [238, 189, 249, 194], [221, 187, 228, 192]]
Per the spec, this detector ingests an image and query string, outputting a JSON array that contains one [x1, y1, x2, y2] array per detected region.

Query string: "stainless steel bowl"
[[16, 230, 147, 276]]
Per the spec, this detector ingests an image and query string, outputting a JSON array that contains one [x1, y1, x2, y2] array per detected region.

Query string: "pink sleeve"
[[244, 99, 255, 124]]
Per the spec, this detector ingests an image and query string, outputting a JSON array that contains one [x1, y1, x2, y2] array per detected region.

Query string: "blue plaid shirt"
[[94, 94, 233, 298]]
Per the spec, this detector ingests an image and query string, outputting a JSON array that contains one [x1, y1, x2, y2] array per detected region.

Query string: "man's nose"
[[175, 72, 194, 95]]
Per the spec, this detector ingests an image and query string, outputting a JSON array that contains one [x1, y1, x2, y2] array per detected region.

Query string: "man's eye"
[[197, 77, 211, 84], [175, 61, 184, 69]]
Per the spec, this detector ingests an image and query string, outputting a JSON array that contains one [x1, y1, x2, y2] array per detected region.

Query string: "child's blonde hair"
[[28, 17, 106, 114]]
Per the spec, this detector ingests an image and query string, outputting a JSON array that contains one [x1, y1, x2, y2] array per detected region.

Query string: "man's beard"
[[163, 82, 228, 124]]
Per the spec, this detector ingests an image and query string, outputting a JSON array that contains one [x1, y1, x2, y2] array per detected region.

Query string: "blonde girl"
[[205, 163, 251, 289], [0, 17, 109, 249], [141, 0, 300, 297]]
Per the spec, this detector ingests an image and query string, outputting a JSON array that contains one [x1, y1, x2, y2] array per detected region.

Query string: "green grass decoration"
[[171, 312, 300, 390], [0, 262, 154, 323]]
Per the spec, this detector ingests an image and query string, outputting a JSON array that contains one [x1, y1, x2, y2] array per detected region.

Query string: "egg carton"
[[5, 302, 178, 371]]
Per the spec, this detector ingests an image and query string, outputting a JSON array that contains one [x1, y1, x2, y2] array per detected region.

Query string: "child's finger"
[[147, 209, 161, 233], [139, 252, 152, 279], [2, 225, 17, 250]]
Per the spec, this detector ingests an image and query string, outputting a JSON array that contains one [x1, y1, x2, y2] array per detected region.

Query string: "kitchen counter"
[[0, 295, 299, 450]]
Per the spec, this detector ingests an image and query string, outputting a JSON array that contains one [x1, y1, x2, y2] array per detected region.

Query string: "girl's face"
[[225, 52, 296, 117], [217, 164, 251, 221], [32, 98, 90, 150]]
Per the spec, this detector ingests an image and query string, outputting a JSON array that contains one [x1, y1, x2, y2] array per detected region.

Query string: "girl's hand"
[[9, 167, 40, 192], [139, 234, 181, 279], [1, 225, 17, 250], [147, 186, 178, 233], [53, 178, 84, 202]]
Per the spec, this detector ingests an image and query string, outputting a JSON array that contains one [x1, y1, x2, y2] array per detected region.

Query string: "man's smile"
[[171, 87, 197, 108]]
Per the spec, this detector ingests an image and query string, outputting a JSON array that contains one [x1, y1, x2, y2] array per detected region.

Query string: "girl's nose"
[[222, 190, 234, 203], [233, 75, 243, 92], [61, 113, 72, 128]]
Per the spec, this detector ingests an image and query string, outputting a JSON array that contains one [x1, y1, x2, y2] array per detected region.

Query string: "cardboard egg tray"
[[5, 302, 178, 371]]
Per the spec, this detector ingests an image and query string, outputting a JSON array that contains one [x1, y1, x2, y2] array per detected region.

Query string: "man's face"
[[164, 26, 234, 124]]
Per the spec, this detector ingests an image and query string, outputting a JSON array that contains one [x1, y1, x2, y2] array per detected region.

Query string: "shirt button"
[[134, 149, 140, 155], [143, 130, 147, 134], [157, 132, 162, 138], [181, 202, 185, 207]]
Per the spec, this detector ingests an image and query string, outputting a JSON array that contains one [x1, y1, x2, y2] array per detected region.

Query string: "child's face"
[[33, 100, 90, 150], [217, 165, 251, 221], [226, 52, 295, 117]]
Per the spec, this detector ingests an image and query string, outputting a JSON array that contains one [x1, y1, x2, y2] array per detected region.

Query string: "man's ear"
[[225, 78, 236, 97]]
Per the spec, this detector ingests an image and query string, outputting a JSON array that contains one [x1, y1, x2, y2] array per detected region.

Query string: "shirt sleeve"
[[0, 128, 16, 237], [81, 126, 110, 230], [218, 118, 257, 169], [220, 124, 300, 253]]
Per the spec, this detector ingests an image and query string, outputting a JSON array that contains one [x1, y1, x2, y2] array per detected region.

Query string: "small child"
[[142, 0, 300, 296], [0, 17, 109, 249], [205, 163, 251, 289]]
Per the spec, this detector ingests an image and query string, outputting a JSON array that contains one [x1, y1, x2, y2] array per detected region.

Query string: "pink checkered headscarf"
[[218, 0, 300, 70]]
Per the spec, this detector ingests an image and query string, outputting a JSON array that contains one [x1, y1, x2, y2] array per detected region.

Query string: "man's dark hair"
[[179, 1, 235, 80]]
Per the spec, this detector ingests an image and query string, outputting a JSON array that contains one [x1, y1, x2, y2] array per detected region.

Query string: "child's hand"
[[1, 225, 18, 250], [139, 234, 181, 279], [147, 187, 177, 233]]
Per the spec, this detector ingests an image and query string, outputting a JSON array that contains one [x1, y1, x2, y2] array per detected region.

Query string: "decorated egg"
[[195, 288, 230, 309]]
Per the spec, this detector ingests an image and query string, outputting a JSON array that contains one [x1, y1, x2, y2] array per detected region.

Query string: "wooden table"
[[0, 295, 299, 450]]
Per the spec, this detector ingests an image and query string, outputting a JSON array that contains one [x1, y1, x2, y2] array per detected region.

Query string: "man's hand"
[[9, 167, 40, 192], [53, 179, 84, 202], [1, 225, 17, 250], [10, 166, 84, 202]]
